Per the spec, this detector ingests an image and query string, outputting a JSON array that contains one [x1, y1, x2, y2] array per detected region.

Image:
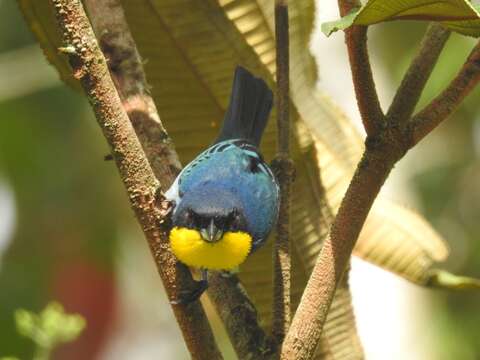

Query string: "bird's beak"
[[200, 219, 224, 243]]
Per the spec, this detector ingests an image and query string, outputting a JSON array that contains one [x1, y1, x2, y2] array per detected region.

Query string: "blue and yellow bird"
[[165, 66, 280, 303]]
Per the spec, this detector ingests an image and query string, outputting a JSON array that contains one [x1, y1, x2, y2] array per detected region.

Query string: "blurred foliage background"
[[0, 0, 479, 359]]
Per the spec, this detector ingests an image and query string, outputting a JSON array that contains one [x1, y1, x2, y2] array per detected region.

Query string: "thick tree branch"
[[282, 134, 407, 359], [387, 23, 450, 125], [278, 2, 480, 359], [339, 0, 384, 136], [83, 0, 181, 185], [49, 1, 221, 358], [272, 0, 293, 344], [409, 40, 480, 146], [81, 1, 272, 358]]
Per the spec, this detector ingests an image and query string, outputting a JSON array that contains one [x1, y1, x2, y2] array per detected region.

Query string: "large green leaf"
[[322, 0, 480, 37]]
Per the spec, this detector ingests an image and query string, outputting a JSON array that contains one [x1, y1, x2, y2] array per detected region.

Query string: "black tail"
[[215, 66, 273, 147]]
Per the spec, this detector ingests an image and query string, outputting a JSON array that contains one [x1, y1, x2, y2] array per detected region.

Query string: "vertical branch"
[[282, 141, 405, 360], [339, 0, 384, 136], [272, 0, 293, 344], [49, 1, 222, 359]]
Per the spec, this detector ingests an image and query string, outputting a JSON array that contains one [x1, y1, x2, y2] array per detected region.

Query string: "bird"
[[165, 66, 280, 304]]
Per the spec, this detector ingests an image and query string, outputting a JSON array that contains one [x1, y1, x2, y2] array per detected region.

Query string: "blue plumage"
[[169, 139, 279, 250], [166, 66, 279, 303]]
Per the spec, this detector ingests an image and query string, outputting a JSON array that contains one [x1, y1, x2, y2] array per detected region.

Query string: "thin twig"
[[409, 41, 480, 146], [272, 0, 293, 345], [50, 1, 222, 359], [387, 23, 450, 125], [83, 1, 272, 357], [339, 0, 384, 136]]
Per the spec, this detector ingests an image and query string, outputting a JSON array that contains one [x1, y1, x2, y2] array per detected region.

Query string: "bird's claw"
[[170, 279, 208, 305]]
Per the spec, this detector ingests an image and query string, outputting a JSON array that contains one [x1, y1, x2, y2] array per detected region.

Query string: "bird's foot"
[[219, 267, 239, 278], [170, 279, 208, 305], [171, 269, 208, 305], [154, 187, 175, 214]]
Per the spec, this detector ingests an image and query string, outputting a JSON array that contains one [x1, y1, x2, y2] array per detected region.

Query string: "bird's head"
[[169, 188, 253, 270]]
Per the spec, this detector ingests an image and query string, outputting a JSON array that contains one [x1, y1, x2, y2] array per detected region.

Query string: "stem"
[[275, 0, 290, 157], [409, 41, 480, 146], [282, 139, 404, 359], [387, 23, 450, 125], [339, 0, 384, 136], [49, 1, 221, 359], [208, 274, 277, 359], [272, 0, 293, 344]]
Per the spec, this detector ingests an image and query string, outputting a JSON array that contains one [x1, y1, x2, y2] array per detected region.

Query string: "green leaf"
[[321, 9, 359, 36], [15, 302, 86, 350], [322, 0, 480, 37], [442, 5, 480, 37], [426, 269, 480, 290], [355, 0, 478, 24]]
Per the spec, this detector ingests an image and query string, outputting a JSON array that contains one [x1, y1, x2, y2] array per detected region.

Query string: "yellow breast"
[[169, 227, 252, 270]]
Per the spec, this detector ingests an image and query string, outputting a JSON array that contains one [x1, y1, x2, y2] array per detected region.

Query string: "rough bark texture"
[[209, 274, 277, 359], [83, 0, 182, 186], [387, 23, 450, 125], [280, 24, 480, 360], [281, 132, 406, 359], [49, 1, 222, 359], [272, 0, 293, 345], [409, 40, 480, 146], [338, 0, 384, 136]]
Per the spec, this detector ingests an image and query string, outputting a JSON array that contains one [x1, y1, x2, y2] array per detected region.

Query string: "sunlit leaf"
[[442, 7, 480, 37], [357, 199, 449, 284], [322, 0, 480, 37], [426, 269, 480, 289], [321, 9, 359, 37], [356, 0, 478, 23]]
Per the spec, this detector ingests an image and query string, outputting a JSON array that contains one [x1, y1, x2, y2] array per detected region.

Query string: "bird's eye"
[[182, 209, 197, 227], [228, 209, 242, 230]]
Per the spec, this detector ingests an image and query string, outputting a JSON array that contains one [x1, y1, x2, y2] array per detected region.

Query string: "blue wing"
[[166, 139, 279, 249]]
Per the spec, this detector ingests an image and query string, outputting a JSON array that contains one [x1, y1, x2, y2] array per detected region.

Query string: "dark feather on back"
[[215, 66, 273, 147]]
